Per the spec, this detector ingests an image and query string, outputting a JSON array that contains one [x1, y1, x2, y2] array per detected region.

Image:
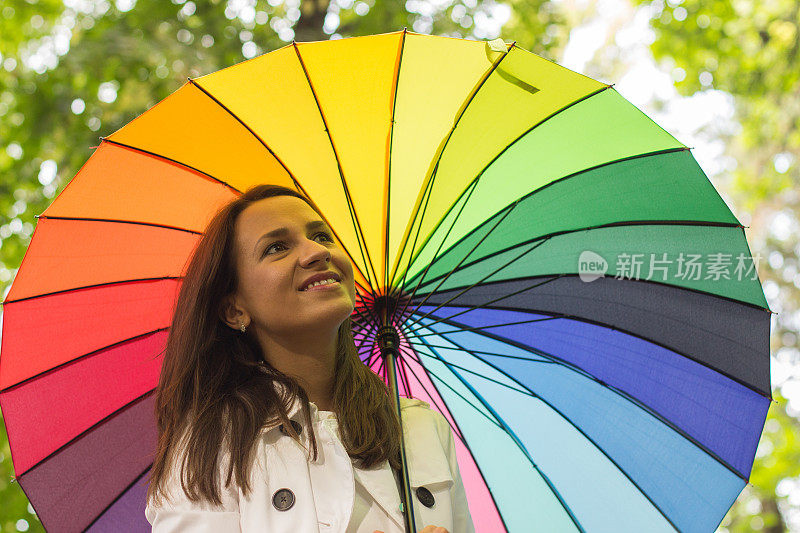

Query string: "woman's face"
[[226, 195, 356, 339]]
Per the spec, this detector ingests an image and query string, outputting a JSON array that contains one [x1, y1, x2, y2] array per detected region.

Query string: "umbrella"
[[0, 29, 771, 532]]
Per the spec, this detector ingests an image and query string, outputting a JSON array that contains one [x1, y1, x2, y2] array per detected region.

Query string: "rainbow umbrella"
[[0, 30, 771, 532]]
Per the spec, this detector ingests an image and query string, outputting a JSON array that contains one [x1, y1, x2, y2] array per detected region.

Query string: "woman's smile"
[[301, 280, 342, 292]]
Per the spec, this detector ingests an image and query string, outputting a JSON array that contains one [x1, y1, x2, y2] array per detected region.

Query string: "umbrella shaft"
[[381, 340, 417, 533]]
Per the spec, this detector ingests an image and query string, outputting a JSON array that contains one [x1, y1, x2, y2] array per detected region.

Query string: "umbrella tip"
[[486, 38, 508, 53]]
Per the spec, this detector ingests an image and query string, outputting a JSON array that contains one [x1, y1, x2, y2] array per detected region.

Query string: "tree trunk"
[[294, 0, 330, 42], [761, 497, 785, 533]]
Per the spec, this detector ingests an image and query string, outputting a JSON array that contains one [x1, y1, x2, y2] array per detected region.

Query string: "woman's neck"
[[256, 328, 337, 411]]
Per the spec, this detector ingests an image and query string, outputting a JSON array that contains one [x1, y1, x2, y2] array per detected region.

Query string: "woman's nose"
[[299, 239, 331, 266]]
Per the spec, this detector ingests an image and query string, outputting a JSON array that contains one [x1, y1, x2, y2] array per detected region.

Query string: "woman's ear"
[[220, 294, 248, 331]]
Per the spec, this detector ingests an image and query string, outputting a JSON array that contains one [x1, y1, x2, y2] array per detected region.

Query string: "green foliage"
[[0, 0, 63, 58], [717, 392, 800, 532], [633, 0, 799, 209]]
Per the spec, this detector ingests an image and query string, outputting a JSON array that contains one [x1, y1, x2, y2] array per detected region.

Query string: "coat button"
[[416, 486, 435, 508], [272, 488, 295, 511], [279, 420, 302, 436]]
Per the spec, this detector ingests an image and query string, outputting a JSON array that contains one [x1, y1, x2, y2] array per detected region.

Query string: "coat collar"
[[352, 396, 456, 529], [261, 383, 454, 530]]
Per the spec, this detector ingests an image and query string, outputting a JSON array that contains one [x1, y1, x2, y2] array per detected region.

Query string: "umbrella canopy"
[[0, 30, 771, 532]]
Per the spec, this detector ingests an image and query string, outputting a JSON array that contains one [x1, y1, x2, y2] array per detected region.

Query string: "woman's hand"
[[372, 526, 450, 533]]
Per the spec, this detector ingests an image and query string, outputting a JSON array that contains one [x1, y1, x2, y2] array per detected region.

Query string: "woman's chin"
[[298, 307, 354, 331]]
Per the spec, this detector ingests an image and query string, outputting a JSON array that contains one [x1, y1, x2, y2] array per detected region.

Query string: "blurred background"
[[0, 0, 798, 531]]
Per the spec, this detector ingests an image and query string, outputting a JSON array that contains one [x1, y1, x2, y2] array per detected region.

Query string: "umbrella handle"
[[379, 326, 417, 533]]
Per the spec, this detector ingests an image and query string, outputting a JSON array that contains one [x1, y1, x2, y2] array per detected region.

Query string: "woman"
[[145, 184, 474, 533]]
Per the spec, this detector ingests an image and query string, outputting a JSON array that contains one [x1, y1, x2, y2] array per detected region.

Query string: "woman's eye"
[[315, 232, 334, 243], [263, 242, 286, 256], [262, 233, 332, 257]]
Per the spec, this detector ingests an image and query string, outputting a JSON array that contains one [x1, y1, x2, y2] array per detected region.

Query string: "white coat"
[[145, 396, 475, 532]]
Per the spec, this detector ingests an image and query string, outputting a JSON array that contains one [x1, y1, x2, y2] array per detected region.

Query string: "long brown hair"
[[146, 184, 401, 507]]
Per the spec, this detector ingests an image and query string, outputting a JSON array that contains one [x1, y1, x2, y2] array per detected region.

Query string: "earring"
[[239, 322, 247, 333]]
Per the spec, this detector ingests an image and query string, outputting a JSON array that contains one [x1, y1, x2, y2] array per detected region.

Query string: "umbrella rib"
[[395, 346, 463, 440], [401, 254, 564, 336], [27, 211, 410, 312], [405, 243, 563, 331], [407, 334, 598, 386], [13, 389, 155, 479], [408, 218, 745, 295], [351, 304, 378, 334], [388, 39, 515, 294], [34, 214, 204, 234], [400, 188, 517, 324], [427, 311, 753, 485], [3, 274, 369, 314], [412, 331, 587, 532], [356, 343, 377, 368], [188, 78, 299, 185], [405, 340, 556, 362], [395, 347, 504, 433], [368, 348, 381, 371], [353, 298, 378, 328], [190, 77, 377, 295], [407, 315, 563, 339], [418, 328, 687, 532], [405, 283, 773, 401], [82, 464, 152, 532], [376, 356, 386, 382], [353, 334, 370, 356], [395, 344, 512, 533], [100, 138, 242, 192], [416, 269, 773, 322], [351, 308, 382, 352], [412, 348, 534, 400], [396, 146, 691, 293], [390, 179, 475, 317], [357, 339, 373, 356], [387, 170, 447, 308], [388, 153, 447, 302], [390, 82, 613, 292], [7, 225, 373, 312], [355, 293, 385, 330], [355, 320, 370, 351], [384, 29, 408, 292], [1, 274, 182, 307], [189, 78, 382, 296], [352, 314, 378, 339], [408, 271, 772, 395], [365, 346, 381, 369], [0, 327, 168, 393], [426, 331, 698, 531], [291, 41, 381, 303]]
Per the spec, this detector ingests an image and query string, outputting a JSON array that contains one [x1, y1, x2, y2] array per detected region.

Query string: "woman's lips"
[[302, 281, 342, 292]]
